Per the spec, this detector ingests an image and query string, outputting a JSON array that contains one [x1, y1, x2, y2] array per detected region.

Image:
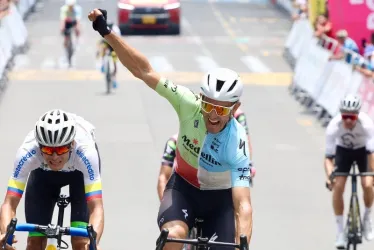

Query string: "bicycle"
[[2, 194, 97, 250], [329, 161, 374, 250], [101, 48, 115, 94], [156, 217, 249, 250]]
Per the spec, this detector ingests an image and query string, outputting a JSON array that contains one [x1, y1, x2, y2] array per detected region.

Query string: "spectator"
[[329, 29, 359, 64], [292, 0, 308, 21], [314, 14, 332, 39]]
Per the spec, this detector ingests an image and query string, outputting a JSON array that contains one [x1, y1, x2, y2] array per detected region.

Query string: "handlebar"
[[156, 229, 248, 250], [2, 218, 97, 250]]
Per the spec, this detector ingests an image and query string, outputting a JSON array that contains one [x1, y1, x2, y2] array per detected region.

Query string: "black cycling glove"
[[92, 9, 111, 37]]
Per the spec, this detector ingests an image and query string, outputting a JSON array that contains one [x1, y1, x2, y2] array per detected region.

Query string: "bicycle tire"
[[66, 35, 73, 67], [350, 195, 359, 250], [105, 59, 111, 94]]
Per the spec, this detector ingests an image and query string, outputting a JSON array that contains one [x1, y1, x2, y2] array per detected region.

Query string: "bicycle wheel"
[[105, 58, 111, 94], [66, 35, 73, 67], [347, 195, 360, 250]]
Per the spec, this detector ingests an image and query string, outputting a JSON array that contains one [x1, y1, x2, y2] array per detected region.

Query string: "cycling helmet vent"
[[227, 79, 237, 92], [216, 80, 225, 92]]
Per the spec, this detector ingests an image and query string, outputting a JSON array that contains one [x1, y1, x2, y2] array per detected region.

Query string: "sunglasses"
[[201, 100, 235, 116], [341, 114, 358, 121], [39, 144, 71, 155]]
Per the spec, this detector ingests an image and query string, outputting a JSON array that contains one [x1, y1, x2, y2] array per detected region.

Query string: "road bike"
[[2, 194, 97, 250], [156, 217, 249, 250], [64, 27, 75, 68], [329, 161, 374, 250], [101, 48, 115, 94]]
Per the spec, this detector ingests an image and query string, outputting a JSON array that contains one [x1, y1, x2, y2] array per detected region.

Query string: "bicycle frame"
[[331, 161, 374, 250]]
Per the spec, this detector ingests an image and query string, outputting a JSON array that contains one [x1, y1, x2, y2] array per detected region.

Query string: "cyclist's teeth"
[[209, 118, 219, 125]]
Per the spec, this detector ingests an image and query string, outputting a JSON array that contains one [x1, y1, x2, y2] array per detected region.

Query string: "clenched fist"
[[88, 8, 104, 22], [88, 9, 111, 37]]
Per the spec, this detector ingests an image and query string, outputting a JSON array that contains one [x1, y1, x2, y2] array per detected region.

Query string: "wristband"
[[92, 9, 111, 37]]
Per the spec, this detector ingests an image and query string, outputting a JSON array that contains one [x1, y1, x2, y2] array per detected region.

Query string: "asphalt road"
[[1, 0, 372, 249]]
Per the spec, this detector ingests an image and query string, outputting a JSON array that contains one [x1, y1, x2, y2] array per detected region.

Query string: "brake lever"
[[3, 218, 17, 249], [87, 225, 97, 250]]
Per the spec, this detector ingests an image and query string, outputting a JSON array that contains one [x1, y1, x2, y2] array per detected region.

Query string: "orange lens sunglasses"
[[39, 144, 71, 155], [201, 100, 235, 116]]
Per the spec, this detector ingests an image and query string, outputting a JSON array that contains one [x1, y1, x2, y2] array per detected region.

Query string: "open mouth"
[[208, 118, 219, 125], [49, 160, 62, 167]]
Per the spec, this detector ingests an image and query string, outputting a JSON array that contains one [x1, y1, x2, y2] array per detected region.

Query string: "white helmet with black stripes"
[[35, 109, 77, 147], [200, 68, 243, 102], [340, 94, 362, 113]]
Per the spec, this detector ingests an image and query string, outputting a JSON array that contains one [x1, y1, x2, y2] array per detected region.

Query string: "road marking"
[[195, 56, 220, 72], [8, 70, 292, 85], [241, 56, 271, 73], [149, 56, 174, 72], [296, 118, 313, 127]]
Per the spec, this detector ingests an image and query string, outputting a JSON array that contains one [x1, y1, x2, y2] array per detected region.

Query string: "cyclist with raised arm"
[[96, 20, 121, 89], [89, 9, 253, 250], [325, 95, 374, 248], [157, 109, 254, 201], [60, 0, 82, 50], [0, 109, 104, 250]]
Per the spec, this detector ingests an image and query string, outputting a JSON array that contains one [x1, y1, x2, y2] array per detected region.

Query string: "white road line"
[[241, 56, 271, 73], [149, 56, 174, 72], [181, 17, 215, 58], [196, 56, 220, 72]]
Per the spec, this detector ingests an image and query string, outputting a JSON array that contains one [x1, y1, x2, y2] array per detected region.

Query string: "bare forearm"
[[235, 204, 253, 244], [157, 178, 168, 201], [324, 158, 334, 178], [103, 32, 152, 81], [89, 207, 104, 243], [0, 204, 16, 234]]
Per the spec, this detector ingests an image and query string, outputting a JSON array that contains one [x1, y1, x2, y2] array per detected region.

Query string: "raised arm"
[[88, 9, 161, 89]]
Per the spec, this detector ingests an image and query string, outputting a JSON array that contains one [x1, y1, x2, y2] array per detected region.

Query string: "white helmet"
[[65, 0, 76, 5], [340, 94, 362, 113], [200, 68, 243, 102], [35, 109, 77, 147]]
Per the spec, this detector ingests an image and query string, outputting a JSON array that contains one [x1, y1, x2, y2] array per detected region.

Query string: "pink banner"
[[328, 0, 374, 53]]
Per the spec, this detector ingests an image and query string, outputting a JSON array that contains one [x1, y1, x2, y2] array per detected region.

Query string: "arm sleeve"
[[74, 6, 82, 20], [7, 147, 39, 198], [155, 78, 201, 122], [60, 6, 66, 21], [76, 147, 102, 201], [161, 138, 177, 167], [227, 129, 251, 188]]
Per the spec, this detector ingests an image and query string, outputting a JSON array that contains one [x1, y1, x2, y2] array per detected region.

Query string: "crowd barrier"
[[0, 0, 33, 99], [285, 17, 374, 126]]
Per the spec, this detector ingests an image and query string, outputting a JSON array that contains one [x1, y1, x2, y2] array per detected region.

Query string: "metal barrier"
[[285, 17, 374, 126], [0, 0, 34, 100]]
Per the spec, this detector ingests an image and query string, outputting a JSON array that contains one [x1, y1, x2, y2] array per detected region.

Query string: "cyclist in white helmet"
[[89, 9, 253, 250], [0, 109, 104, 250], [60, 0, 82, 49], [325, 94, 374, 248]]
